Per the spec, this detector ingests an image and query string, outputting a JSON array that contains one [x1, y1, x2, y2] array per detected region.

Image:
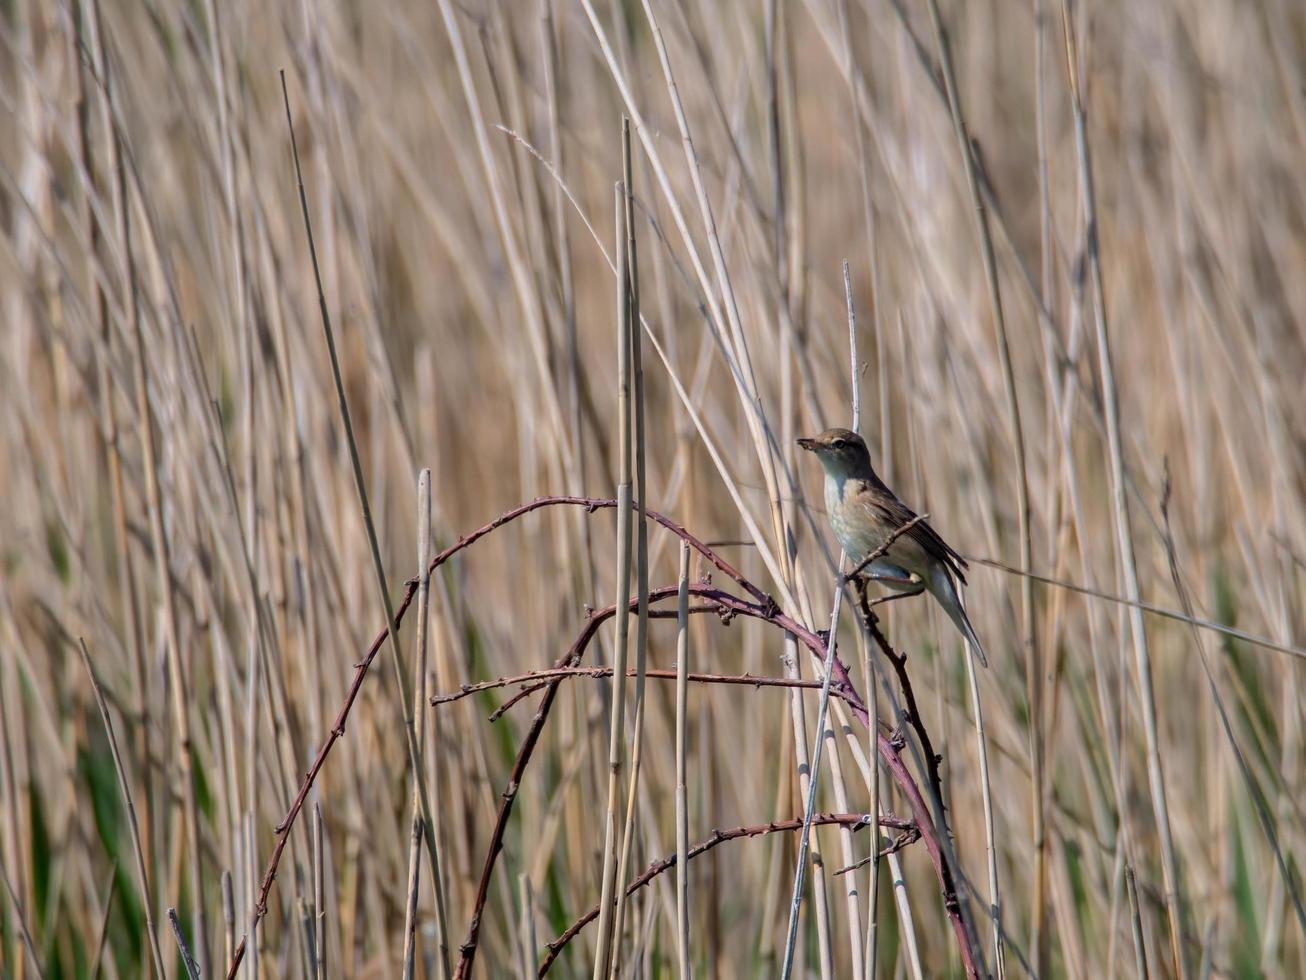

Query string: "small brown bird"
[[798, 427, 987, 666]]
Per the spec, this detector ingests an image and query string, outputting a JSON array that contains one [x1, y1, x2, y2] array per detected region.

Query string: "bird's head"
[[797, 428, 873, 479]]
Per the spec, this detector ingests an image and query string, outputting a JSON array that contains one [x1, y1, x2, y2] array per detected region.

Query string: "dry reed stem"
[[608, 123, 651, 976], [673, 541, 693, 979], [779, 644, 835, 980], [590, 181, 636, 979], [403, 469, 452, 980]]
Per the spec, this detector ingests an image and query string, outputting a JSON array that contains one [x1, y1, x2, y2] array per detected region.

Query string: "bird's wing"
[[865, 478, 969, 585]]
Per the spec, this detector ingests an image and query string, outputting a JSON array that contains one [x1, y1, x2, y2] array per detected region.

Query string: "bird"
[[798, 427, 988, 667]]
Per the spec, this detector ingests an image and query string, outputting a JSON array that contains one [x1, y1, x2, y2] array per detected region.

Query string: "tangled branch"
[[223, 497, 979, 980]]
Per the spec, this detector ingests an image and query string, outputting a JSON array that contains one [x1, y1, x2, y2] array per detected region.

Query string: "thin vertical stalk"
[[765, 4, 800, 963], [399, 804, 420, 977], [864, 664, 883, 980], [404, 470, 452, 980], [78, 639, 165, 979], [244, 713, 259, 974], [926, 3, 1025, 973], [610, 121, 650, 978], [780, 644, 835, 980], [1060, 10, 1186, 976], [313, 803, 325, 979], [674, 542, 692, 979], [591, 183, 635, 980], [844, 262, 884, 980], [961, 619, 1002, 977], [222, 871, 234, 966], [834, 263, 868, 980], [1032, 4, 1054, 968]]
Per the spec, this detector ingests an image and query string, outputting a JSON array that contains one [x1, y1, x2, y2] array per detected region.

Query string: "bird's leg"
[[866, 589, 922, 609], [863, 571, 925, 609]]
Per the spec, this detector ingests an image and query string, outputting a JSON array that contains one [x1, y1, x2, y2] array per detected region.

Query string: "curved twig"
[[426, 496, 769, 605], [536, 813, 917, 976]]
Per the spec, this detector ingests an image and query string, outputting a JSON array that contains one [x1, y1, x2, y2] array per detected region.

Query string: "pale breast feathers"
[[831, 477, 968, 584]]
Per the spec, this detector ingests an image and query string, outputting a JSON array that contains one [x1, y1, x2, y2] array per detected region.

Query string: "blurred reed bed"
[[1, 0, 1304, 976]]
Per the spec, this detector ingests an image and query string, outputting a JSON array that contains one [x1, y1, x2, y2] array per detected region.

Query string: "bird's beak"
[[796, 437, 817, 452]]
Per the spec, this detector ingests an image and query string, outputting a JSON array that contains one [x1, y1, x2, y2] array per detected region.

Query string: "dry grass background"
[[2, 0, 1305, 976]]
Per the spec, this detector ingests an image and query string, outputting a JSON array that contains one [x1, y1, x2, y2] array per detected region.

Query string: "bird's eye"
[[833, 439, 847, 449]]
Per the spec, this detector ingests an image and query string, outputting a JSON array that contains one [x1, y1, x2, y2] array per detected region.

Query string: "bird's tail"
[[929, 568, 988, 668]]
